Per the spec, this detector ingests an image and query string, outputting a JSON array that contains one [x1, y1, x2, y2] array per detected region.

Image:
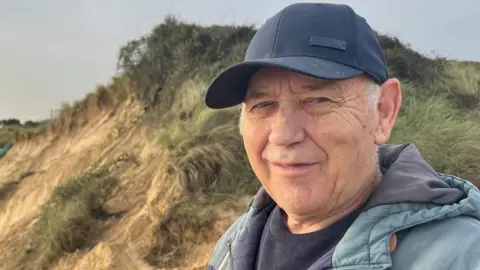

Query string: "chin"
[[274, 185, 329, 214], [280, 200, 323, 217]]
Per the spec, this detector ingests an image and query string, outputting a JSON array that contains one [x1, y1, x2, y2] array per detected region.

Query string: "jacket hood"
[[365, 143, 465, 209]]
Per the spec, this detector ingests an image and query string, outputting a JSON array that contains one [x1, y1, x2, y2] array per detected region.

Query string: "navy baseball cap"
[[204, 3, 389, 109]]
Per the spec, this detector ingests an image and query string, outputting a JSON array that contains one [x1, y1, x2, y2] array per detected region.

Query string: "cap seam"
[[345, 5, 384, 83], [271, 6, 290, 58], [347, 5, 359, 68]]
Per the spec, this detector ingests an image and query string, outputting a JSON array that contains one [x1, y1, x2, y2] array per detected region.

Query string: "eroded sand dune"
[[0, 103, 249, 269]]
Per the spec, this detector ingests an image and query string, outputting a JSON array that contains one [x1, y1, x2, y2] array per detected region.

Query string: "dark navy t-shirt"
[[255, 206, 362, 270]]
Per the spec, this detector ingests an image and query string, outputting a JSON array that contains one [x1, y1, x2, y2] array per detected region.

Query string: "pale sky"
[[1, 0, 479, 121]]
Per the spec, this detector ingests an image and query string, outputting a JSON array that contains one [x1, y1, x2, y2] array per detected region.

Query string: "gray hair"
[[364, 78, 381, 112]]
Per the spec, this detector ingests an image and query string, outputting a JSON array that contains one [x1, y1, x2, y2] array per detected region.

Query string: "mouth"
[[270, 161, 319, 174]]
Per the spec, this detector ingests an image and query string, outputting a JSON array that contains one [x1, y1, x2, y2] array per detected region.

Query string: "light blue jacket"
[[207, 144, 480, 269]]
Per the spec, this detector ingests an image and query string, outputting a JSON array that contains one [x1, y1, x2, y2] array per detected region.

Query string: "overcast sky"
[[1, 0, 479, 121]]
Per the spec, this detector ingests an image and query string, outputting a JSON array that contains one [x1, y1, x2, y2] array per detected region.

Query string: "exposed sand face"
[[0, 103, 250, 270]]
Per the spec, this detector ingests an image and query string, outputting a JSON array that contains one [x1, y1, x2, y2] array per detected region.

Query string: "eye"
[[251, 101, 274, 110], [306, 97, 331, 104]]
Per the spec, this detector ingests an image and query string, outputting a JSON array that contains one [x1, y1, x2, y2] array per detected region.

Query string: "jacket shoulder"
[[207, 212, 248, 269], [392, 215, 480, 270]]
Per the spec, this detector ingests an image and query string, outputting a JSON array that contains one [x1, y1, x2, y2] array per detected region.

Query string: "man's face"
[[240, 67, 395, 218]]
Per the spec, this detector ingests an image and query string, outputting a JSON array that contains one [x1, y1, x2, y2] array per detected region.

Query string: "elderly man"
[[204, 3, 480, 270]]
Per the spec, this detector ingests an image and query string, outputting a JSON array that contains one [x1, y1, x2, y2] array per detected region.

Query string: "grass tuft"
[[157, 80, 258, 195], [442, 61, 480, 108], [22, 166, 118, 269], [144, 194, 245, 268]]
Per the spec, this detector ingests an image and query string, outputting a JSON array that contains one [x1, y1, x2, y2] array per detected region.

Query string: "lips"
[[270, 161, 319, 174]]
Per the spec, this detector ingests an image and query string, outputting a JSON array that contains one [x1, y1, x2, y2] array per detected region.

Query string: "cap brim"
[[204, 56, 364, 109]]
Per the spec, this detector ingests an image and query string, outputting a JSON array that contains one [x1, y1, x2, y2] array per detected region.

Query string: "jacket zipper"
[[218, 240, 234, 269], [228, 241, 233, 265]]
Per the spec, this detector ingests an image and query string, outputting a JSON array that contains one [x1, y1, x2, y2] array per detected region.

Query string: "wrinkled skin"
[[240, 67, 402, 234]]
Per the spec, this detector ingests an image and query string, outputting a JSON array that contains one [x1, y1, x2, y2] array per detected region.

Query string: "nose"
[[268, 105, 305, 146]]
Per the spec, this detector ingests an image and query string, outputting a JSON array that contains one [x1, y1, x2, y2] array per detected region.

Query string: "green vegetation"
[[0, 128, 13, 146], [115, 17, 260, 195], [389, 85, 480, 181], [21, 166, 118, 269], [0, 120, 51, 146], [117, 16, 254, 111], [0, 119, 21, 126], [9, 123, 49, 136]]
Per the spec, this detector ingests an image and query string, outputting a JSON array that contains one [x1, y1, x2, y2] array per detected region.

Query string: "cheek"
[[241, 122, 270, 177], [310, 116, 355, 151], [315, 115, 375, 189], [320, 111, 370, 145], [310, 115, 367, 172]]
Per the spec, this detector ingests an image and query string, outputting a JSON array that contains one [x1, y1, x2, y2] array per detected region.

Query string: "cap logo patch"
[[310, 36, 347, 51]]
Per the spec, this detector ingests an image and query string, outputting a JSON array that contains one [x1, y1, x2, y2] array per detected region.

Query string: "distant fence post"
[[50, 109, 60, 121]]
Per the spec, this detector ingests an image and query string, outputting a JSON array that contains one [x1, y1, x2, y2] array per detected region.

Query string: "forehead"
[[245, 67, 342, 99]]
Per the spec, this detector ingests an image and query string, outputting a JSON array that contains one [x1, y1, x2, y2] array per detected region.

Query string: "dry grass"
[[157, 80, 258, 195], [144, 193, 245, 268], [144, 198, 218, 268], [53, 84, 118, 133], [15, 166, 118, 270], [389, 83, 480, 182], [441, 60, 480, 108]]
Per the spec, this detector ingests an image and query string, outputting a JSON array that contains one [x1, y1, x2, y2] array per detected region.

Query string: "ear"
[[374, 78, 402, 145]]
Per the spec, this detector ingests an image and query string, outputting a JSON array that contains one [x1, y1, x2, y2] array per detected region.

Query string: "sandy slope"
[[0, 102, 250, 270]]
